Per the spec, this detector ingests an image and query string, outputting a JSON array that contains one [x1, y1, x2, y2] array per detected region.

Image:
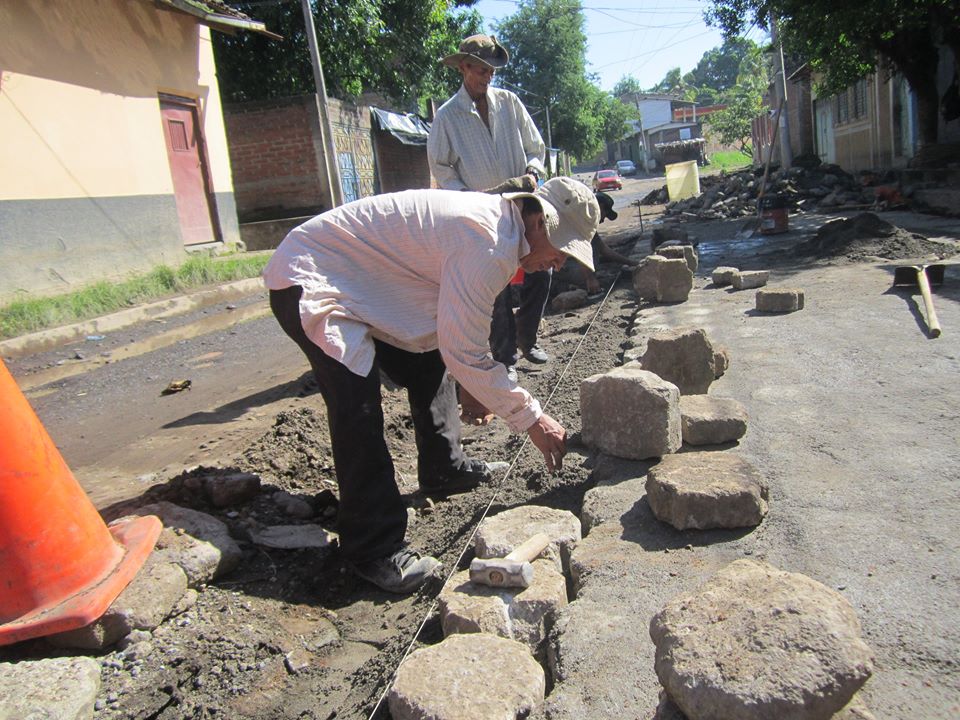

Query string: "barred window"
[[853, 79, 868, 119], [836, 91, 849, 124]]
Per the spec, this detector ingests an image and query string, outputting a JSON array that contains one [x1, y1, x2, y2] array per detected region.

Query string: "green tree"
[[685, 37, 760, 93], [706, 0, 960, 145], [493, 0, 605, 159], [213, 1, 481, 105], [612, 75, 643, 99], [706, 43, 767, 154]]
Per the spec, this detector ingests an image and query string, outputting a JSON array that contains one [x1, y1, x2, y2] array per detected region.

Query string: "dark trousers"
[[490, 269, 552, 365], [270, 286, 464, 563]]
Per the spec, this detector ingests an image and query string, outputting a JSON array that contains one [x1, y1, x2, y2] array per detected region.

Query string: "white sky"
[[471, 0, 767, 93]]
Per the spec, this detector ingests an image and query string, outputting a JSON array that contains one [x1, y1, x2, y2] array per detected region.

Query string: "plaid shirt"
[[428, 85, 546, 191], [262, 190, 542, 432]]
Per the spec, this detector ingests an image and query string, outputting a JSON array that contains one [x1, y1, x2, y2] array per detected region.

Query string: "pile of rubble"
[[641, 159, 904, 221]]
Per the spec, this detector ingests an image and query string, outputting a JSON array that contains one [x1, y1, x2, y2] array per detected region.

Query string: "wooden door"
[[160, 97, 219, 246]]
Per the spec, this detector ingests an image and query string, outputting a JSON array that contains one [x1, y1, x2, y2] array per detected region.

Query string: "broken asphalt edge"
[[0, 277, 266, 360]]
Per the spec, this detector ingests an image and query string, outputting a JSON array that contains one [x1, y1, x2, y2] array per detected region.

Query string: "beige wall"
[[0, 0, 240, 301], [0, 0, 233, 201]]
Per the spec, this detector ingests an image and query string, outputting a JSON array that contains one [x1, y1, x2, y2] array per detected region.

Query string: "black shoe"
[[521, 344, 549, 363], [351, 546, 440, 594], [420, 458, 505, 498]]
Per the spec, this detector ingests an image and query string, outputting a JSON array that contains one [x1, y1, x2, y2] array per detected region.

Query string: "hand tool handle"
[[504, 533, 551, 563], [918, 267, 942, 338]]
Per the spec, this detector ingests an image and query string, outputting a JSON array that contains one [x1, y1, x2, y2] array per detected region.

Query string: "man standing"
[[263, 178, 599, 594], [428, 35, 553, 391]]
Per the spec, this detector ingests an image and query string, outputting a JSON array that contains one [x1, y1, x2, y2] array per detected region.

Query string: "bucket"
[[664, 160, 700, 202], [759, 195, 789, 235]]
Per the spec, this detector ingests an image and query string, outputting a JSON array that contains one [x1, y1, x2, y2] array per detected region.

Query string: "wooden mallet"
[[469, 533, 551, 589]]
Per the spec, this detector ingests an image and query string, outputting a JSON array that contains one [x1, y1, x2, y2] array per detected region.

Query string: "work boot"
[[351, 546, 441, 594], [520, 344, 549, 364], [419, 458, 508, 498]]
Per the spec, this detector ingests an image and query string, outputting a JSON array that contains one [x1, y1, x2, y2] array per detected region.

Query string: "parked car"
[[592, 169, 622, 191], [615, 159, 637, 176]]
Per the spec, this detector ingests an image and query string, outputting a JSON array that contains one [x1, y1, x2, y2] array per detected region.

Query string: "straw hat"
[[441, 34, 509, 70]]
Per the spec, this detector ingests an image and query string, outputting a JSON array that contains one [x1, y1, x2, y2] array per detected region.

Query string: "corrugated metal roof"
[[152, 0, 280, 38]]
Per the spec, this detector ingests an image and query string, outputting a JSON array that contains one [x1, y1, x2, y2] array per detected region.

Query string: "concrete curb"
[[0, 277, 266, 360]]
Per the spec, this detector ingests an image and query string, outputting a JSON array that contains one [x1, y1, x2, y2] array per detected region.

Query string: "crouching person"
[[262, 177, 600, 594]]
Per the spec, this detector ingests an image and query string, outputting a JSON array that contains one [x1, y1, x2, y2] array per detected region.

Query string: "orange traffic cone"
[[0, 360, 161, 645]]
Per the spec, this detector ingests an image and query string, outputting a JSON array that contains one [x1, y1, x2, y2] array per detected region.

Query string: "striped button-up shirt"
[[428, 85, 546, 191], [262, 189, 542, 433]]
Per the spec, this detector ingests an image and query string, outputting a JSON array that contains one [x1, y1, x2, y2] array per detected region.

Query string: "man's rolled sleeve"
[[436, 247, 542, 433]]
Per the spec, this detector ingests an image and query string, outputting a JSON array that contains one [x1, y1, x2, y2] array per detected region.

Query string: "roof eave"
[[153, 0, 281, 39]]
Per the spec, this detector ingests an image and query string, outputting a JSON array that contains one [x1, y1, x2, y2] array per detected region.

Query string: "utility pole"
[[544, 103, 553, 176], [300, 0, 343, 207], [770, 13, 793, 169]]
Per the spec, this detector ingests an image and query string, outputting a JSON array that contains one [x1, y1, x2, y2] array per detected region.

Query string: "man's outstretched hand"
[[527, 413, 568, 472]]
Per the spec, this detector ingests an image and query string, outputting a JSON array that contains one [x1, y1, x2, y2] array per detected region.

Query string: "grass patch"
[[0, 252, 271, 340], [703, 150, 754, 175]]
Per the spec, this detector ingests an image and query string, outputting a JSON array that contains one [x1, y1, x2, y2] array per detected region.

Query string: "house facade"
[[0, 0, 268, 303], [613, 93, 700, 170]]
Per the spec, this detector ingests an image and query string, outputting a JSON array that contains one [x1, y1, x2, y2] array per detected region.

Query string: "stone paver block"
[[581, 476, 646, 533], [732, 270, 769, 289], [632, 256, 693, 303], [639, 326, 717, 395], [438, 559, 567, 653], [0, 656, 101, 720], [679, 395, 748, 445], [474, 505, 581, 575], [656, 258, 694, 302], [632, 256, 662, 300], [711, 266, 739, 286], [650, 559, 875, 720], [134, 502, 242, 585], [756, 287, 805, 312], [645, 452, 768, 530], [656, 244, 698, 273], [388, 634, 545, 720], [49, 559, 188, 650], [552, 288, 588, 312], [581, 367, 681, 460]]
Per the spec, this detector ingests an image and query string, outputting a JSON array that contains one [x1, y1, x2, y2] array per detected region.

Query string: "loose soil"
[[4, 196, 959, 720]]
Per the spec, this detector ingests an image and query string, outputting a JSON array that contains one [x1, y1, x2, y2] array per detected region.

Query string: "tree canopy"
[[493, 0, 607, 159], [613, 37, 760, 107], [705, 42, 768, 155], [706, 0, 960, 144], [213, 0, 481, 106]]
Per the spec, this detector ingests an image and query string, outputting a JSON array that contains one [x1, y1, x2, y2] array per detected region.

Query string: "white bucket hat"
[[504, 177, 600, 271]]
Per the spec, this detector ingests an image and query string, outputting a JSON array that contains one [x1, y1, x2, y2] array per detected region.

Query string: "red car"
[[592, 169, 622, 191]]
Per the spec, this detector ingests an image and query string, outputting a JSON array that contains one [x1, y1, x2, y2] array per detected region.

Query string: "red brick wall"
[[223, 96, 324, 222]]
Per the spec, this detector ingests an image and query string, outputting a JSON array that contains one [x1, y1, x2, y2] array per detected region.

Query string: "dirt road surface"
[[4, 175, 959, 719]]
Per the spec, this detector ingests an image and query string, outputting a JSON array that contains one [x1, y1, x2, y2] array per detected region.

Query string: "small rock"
[[250, 524, 336, 550], [204, 472, 261, 508], [551, 288, 589, 311], [679, 395, 749, 445]]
